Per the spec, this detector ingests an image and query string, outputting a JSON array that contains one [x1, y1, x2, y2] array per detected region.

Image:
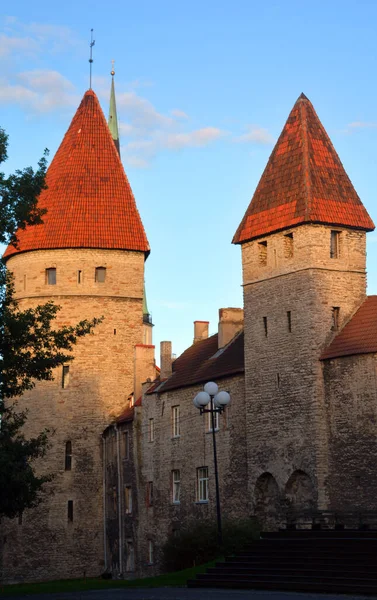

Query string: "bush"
[[162, 518, 260, 572]]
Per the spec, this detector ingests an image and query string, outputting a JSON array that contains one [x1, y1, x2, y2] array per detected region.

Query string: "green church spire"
[[108, 61, 120, 155], [143, 282, 150, 319]]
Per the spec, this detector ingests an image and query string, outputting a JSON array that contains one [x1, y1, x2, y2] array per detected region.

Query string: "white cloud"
[[234, 125, 274, 145], [0, 70, 79, 113], [163, 127, 224, 149], [0, 33, 38, 58], [347, 121, 377, 130], [171, 109, 189, 119]]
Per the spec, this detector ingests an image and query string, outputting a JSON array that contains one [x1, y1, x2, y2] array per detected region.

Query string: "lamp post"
[[193, 381, 231, 546]]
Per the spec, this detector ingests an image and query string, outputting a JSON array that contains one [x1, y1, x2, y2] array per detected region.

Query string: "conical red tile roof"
[[233, 93, 375, 244], [4, 89, 149, 259]]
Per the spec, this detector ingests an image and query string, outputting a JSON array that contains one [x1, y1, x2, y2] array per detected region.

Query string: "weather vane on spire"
[[111, 59, 115, 77], [89, 29, 95, 89]]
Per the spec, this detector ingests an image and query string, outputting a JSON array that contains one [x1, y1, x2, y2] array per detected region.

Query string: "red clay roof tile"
[[4, 89, 149, 259], [233, 93, 375, 244], [149, 331, 244, 394], [321, 296, 377, 360]]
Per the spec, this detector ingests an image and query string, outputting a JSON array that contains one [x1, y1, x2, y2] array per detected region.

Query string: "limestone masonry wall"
[[241, 225, 367, 519], [2, 248, 145, 583]]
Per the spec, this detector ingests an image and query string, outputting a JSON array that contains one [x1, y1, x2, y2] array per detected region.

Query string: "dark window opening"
[[65, 441, 72, 471], [330, 231, 340, 259], [258, 241, 268, 266], [114, 329, 117, 335], [67, 500, 73, 522], [277, 373, 280, 388], [147, 481, 153, 507], [332, 307, 340, 331], [62, 365, 70, 389], [284, 232, 294, 258], [77, 270, 82, 284], [95, 267, 106, 283], [46, 268, 56, 285], [287, 311, 292, 332], [263, 316, 268, 337]]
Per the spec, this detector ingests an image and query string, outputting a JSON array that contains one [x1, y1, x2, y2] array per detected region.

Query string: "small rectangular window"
[[123, 431, 129, 460], [147, 481, 153, 506], [332, 307, 340, 331], [65, 441, 72, 471], [148, 418, 154, 442], [67, 500, 73, 522], [62, 365, 70, 389], [172, 469, 181, 504], [197, 467, 209, 502], [330, 231, 340, 259], [287, 311, 292, 332], [77, 270, 82, 284], [46, 268, 56, 285], [284, 232, 294, 258], [258, 241, 268, 266], [206, 410, 219, 432], [172, 406, 180, 438], [125, 486, 132, 514], [263, 316, 268, 337], [148, 540, 154, 564], [95, 267, 106, 283]]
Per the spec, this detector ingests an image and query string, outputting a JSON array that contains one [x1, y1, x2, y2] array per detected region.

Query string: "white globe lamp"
[[204, 381, 219, 397]]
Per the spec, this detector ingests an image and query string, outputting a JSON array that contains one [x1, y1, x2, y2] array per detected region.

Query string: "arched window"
[[65, 441, 72, 471], [95, 267, 106, 283]]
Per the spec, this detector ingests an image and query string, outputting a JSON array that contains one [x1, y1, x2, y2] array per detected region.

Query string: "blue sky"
[[1, 1, 377, 358]]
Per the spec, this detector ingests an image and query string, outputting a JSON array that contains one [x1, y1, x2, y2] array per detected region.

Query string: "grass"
[[0, 560, 218, 596]]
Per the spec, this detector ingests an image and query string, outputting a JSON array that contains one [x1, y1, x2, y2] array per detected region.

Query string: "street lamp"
[[193, 381, 231, 546]]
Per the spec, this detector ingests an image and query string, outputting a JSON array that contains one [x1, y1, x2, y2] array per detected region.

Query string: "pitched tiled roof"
[[116, 406, 134, 424], [233, 94, 375, 244], [4, 90, 149, 259], [320, 296, 377, 360], [150, 331, 244, 394]]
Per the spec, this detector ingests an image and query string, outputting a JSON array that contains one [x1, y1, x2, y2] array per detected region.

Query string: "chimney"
[[134, 344, 156, 402], [160, 341, 172, 380], [218, 308, 243, 349], [194, 321, 209, 344]]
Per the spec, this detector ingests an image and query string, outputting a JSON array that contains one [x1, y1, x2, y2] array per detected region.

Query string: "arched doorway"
[[254, 472, 280, 530], [285, 470, 315, 527]]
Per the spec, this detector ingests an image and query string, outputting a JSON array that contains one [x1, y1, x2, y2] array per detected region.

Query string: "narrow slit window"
[[148, 418, 154, 442], [258, 241, 268, 266], [147, 481, 153, 507], [77, 270, 82, 284], [95, 267, 106, 283], [148, 540, 154, 564], [287, 311, 292, 332], [125, 486, 132, 514], [332, 307, 340, 331], [65, 441, 72, 471], [67, 500, 73, 522], [46, 268, 56, 285], [284, 232, 294, 258], [172, 406, 180, 438], [263, 316, 268, 337], [277, 373, 280, 389], [330, 231, 340, 259], [124, 431, 130, 460], [62, 365, 70, 389]]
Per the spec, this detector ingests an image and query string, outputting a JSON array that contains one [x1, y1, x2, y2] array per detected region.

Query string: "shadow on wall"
[[254, 470, 315, 531]]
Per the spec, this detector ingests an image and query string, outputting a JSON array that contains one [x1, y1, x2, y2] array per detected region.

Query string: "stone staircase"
[[187, 530, 377, 594]]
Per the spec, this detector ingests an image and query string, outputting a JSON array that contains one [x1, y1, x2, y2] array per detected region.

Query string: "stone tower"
[[233, 94, 374, 519], [2, 88, 149, 582]]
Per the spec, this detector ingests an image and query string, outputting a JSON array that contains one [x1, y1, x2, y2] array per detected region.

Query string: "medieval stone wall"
[[323, 353, 377, 513], [241, 224, 367, 521], [136, 374, 247, 573], [2, 248, 145, 583]]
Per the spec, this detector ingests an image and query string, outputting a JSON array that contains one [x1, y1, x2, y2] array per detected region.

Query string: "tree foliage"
[[0, 127, 101, 519]]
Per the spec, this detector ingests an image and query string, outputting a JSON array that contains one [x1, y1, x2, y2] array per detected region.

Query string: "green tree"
[[0, 127, 100, 519]]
